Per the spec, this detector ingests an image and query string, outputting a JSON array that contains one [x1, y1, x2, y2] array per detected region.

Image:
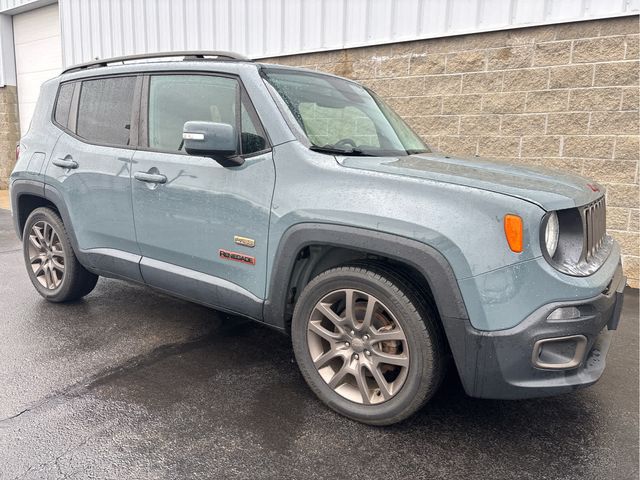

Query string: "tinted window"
[[149, 75, 239, 152], [76, 76, 136, 146], [54, 82, 74, 128], [241, 99, 267, 155]]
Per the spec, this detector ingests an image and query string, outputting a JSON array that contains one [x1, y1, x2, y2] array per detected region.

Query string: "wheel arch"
[[11, 180, 79, 251], [11, 180, 51, 239], [263, 223, 469, 332]]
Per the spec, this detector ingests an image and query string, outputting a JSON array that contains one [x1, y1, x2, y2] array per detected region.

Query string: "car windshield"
[[263, 68, 429, 157]]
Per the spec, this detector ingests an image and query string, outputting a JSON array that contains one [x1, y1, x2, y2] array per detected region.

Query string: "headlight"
[[544, 211, 559, 257], [542, 202, 612, 277]]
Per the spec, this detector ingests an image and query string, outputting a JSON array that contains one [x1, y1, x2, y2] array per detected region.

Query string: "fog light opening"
[[532, 335, 588, 370]]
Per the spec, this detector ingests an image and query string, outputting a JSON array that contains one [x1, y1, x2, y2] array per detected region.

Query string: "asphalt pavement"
[[0, 207, 638, 479]]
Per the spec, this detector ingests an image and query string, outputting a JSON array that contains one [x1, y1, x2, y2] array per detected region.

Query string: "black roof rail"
[[61, 51, 251, 74]]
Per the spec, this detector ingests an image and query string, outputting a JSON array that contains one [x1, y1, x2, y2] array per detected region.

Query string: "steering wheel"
[[334, 138, 357, 149]]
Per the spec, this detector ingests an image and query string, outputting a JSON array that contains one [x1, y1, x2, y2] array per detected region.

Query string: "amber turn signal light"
[[504, 214, 523, 253]]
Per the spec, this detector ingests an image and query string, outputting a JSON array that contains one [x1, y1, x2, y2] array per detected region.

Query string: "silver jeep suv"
[[10, 52, 626, 425]]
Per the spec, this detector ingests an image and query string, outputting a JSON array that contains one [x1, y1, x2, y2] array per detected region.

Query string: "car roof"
[[61, 51, 251, 74], [57, 51, 362, 89]]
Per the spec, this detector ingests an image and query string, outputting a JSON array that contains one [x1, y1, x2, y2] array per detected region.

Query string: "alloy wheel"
[[27, 220, 65, 290], [306, 288, 409, 404]]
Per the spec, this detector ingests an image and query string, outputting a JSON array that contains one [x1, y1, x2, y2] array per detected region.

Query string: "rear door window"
[[76, 76, 136, 146]]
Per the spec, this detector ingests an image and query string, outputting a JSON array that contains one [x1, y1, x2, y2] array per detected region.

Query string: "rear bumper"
[[444, 261, 626, 400]]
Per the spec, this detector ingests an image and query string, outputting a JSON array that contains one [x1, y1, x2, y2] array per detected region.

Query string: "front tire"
[[22, 207, 98, 302], [291, 265, 445, 425]]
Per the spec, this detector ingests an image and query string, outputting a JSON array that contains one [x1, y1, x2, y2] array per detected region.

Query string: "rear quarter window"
[[53, 82, 74, 129], [76, 76, 136, 146]]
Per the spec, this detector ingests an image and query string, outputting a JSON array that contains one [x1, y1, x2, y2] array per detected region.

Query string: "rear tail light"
[[15, 143, 20, 162]]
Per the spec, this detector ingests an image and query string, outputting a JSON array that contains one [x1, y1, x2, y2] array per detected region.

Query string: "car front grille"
[[582, 196, 606, 262]]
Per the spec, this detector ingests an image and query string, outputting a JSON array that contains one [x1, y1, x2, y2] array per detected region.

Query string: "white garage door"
[[13, 4, 63, 134]]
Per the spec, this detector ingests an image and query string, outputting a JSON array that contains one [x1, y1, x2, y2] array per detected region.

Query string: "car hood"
[[338, 152, 602, 211]]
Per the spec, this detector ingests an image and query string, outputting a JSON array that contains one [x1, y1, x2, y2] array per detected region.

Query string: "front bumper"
[[445, 261, 626, 400]]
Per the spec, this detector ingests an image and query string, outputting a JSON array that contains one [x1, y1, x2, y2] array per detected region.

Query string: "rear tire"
[[291, 264, 445, 425], [22, 207, 98, 302]]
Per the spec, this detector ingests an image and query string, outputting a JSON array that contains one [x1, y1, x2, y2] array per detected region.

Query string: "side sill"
[[140, 257, 264, 321], [79, 248, 144, 282]]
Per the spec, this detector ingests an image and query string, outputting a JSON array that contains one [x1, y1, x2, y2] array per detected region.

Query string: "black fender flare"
[[10, 179, 46, 239], [11, 180, 82, 258], [262, 223, 469, 329]]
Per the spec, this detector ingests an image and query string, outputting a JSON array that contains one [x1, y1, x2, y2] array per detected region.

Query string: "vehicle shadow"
[[84, 303, 617, 479]]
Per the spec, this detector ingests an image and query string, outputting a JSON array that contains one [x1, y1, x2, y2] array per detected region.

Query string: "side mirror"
[[182, 121, 243, 166]]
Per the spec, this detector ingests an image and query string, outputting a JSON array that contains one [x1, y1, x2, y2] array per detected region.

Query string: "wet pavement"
[[0, 208, 638, 480]]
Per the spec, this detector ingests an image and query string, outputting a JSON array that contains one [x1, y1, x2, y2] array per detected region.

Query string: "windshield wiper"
[[309, 145, 375, 156], [406, 149, 430, 155]]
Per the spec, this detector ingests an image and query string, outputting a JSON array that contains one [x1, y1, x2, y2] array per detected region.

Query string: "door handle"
[[134, 171, 167, 184], [52, 158, 78, 169]]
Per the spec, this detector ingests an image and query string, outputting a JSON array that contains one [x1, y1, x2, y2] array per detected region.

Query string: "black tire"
[[22, 207, 98, 302], [291, 264, 445, 425]]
